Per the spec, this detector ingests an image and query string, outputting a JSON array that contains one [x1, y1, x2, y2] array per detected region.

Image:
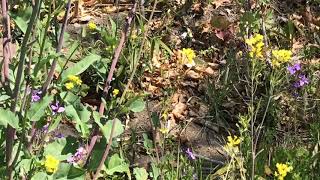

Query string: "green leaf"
[[61, 54, 101, 81], [0, 95, 10, 102], [60, 92, 81, 106], [67, 166, 85, 179], [12, 16, 28, 34], [54, 163, 71, 179], [150, 163, 160, 180], [129, 98, 145, 113], [96, 118, 124, 140], [105, 154, 130, 176], [31, 172, 48, 180], [0, 108, 19, 129], [44, 138, 68, 160], [143, 133, 154, 152], [133, 167, 148, 180], [48, 116, 62, 132], [27, 95, 53, 121], [64, 105, 90, 138]]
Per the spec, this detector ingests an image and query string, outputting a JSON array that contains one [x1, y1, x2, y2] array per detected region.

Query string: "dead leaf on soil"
[[211, 0, 231, 9], [172, 101, 187, 120], [186, 70, 201, 80]]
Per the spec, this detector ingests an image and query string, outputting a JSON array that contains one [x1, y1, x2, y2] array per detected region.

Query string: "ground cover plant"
[[0, 0, 320, 179]]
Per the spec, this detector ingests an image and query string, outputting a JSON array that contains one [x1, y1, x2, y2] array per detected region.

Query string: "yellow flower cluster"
[[227, 135, 241, 147], [245, 34, 264, 58], [275, 163, 293, 180], [179, 48, 196, 67], [112, 89, 119, 96], [87, 22, 97, 30], [65, 75, 82, 90], [271, 49, 292, 67], [44, 155, 59, 174]]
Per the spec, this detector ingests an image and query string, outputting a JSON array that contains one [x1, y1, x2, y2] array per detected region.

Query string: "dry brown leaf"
[[186, 70, 201, 80], [208, 62, 220, 69], [192, 3, 203, 14], [211, 0, 231, 9], [204, 67, 215, 75], [172, 102, 187, 120]]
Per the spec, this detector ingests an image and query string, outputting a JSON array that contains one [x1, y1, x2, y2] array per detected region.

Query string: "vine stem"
[[41, 0, 72, 95], [92, 2, 137, 179]]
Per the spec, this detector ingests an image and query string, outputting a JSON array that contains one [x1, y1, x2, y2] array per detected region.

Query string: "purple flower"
[[42, 123, 49, 132], [55, 133, 64, 138], [287, 63, 301, 75], [31, 90, 42, 102], [186, 148, 196, 160], [50, 101, 65, 115], [294, 74, 309, 88], [67, 147, 87, 165]]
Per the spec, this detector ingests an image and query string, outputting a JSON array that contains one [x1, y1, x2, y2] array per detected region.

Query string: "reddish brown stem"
[[1, 0, 11, 84], [91, 3, 137, 179], [41, 0, 72, 95]]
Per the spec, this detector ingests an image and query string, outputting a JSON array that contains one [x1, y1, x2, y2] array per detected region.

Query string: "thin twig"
[[92, 2, 137, 179], [41, 0, 72, 95]]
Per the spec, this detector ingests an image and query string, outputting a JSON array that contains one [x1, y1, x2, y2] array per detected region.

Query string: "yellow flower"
[[131, 34, 138, 40], [159, 128, 169, 134], [245, 34, 264, 58], [44, 155, 59, 174], [87, 21, 97, 30], [180, 48, 196, 67], [67, 75, 82, 85], [65, 82, 74, 90], [271, 50, 292, 67], [112, 89, 119, 96], [275, 163, 293, 180], [227, 135, 241, 147]]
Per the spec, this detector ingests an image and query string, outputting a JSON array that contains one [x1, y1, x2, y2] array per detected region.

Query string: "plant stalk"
[[41, 0, 72, 95], [6, 0, 41, 179], [1, 0, 11, 84], [92, 2, 137, 179]]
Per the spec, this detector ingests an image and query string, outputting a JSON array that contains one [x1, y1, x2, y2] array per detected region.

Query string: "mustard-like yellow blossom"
[[67, 75, 82, 85], [271, 50, 292, 67], [112, 89, 119, 96], [227, 135, 241, 147], [180, 48, 196, 67], [65, 82, 74, 90], [159, 128, 169, 134], [245, 34, 264, 58], [44, 155, 59, 174], [87, 22, 97, 30], [275, 163, 293, 180]]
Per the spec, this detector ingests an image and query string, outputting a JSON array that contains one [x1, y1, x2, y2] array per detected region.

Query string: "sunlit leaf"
[[0, 108, 19, 129], [133, 167, 148, 180], [129, 98, 145, 113], [61, 54, 101, 81]]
